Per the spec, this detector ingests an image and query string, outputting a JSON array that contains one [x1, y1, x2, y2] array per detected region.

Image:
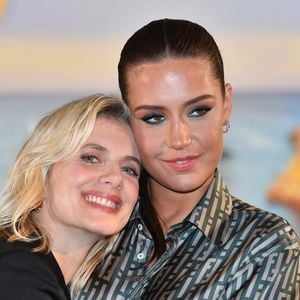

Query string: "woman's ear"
[[223, 83, 233, 121]]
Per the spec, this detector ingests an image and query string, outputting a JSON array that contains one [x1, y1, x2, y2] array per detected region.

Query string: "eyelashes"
[[140, 105, 211, 124], [81, 154, 99, 164], [80, 154, 140, 179], [141, 113, 165, 124], [121, 166, 140, 178], [187, 105, 211, 117]]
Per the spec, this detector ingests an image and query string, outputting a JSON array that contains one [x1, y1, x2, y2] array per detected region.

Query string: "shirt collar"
[[129, 201, 141, 222], [131, 170, 233, 246], [185, 169, 233, 246]]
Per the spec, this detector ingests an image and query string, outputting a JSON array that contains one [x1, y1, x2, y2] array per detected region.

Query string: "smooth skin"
[[34, 118, 141, 283], [127, 57, 232, 231]]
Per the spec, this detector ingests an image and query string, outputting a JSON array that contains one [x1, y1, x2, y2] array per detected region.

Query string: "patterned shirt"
[[76, 170, 300, 300]]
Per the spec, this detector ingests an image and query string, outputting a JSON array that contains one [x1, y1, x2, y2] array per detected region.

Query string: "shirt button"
[[137, 224, 143, 230], [137, 253, 145, 260]]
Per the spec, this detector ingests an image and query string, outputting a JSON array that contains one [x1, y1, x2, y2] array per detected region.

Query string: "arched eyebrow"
[[133, 94, 214, 112], [122, 155, 141, 168], [185, 94, 214, 105]]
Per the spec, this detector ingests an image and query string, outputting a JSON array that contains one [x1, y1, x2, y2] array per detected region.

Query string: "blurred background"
[[0, 0, 299, 233]]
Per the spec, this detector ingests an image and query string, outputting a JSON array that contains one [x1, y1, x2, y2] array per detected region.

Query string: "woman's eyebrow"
[[122, 155, 141, 167], [185, 94, 214, 105], [81, 143, 107, 152], [133, 94, 214, 112]]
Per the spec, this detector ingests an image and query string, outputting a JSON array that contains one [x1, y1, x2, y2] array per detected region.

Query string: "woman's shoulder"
[[0, 237, 39, 256], [230, 197, 299, 246], [0, 237, 61, 274], [0, 237, 70, 299], [0, 237, 45, 269]]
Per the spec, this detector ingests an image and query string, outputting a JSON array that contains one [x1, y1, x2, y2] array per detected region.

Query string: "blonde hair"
[[0, 93, 130, 296]]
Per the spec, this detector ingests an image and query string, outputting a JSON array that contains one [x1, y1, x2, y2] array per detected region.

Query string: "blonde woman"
[[0, 94, 141, 299]]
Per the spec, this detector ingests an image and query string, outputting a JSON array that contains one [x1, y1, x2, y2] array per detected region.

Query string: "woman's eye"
[[141, 113, 165, 124], [81, 154, 98, 164], [121, 166, 139, 178], [188, 106, 211, 118]]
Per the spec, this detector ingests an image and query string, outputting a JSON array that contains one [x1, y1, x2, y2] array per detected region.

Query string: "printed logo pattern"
[[76, 171, 300, 300]]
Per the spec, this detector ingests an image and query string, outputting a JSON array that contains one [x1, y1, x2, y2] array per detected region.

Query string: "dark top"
[[0, 238, 70, 300]]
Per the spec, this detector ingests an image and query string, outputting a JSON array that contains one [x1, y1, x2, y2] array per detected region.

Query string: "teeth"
[[85, 195, 117, 209], [176, 160, 188, 164]]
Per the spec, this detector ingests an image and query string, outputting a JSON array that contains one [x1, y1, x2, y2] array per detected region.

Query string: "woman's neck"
[[150, 177, 213, 233], [52, 242, 92, 284], [33, 210, 99, 284]]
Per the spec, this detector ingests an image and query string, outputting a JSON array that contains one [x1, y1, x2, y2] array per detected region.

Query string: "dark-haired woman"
[[78, 19, 300, 300]]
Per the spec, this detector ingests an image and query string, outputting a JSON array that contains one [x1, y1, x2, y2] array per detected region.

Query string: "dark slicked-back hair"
[[118, 18, 225, 104]]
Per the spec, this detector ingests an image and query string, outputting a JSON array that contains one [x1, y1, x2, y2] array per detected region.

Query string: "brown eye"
[[188, 106, 211, 117], [141, 113, 166, 124]]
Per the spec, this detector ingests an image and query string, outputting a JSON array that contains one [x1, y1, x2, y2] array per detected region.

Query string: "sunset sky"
[[0, 0, 300, 93]]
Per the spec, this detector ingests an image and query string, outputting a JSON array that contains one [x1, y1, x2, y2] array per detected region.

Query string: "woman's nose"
[[98, 165, 123, 190], [167, 121, 192, 150]]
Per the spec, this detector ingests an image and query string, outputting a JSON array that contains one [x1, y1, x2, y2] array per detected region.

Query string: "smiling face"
[[127, 57, 232, 197], [41, 117, 140, 242]]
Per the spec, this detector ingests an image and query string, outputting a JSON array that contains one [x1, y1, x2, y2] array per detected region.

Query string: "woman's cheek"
[[132, 126, 152, 149]]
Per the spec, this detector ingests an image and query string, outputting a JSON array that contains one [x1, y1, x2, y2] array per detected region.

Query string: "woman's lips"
[[83, 192, 121, 211], [163, 156, 199, 171]]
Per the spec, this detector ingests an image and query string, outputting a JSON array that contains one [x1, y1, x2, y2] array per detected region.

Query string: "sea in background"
[[0, 92, 299, 234]]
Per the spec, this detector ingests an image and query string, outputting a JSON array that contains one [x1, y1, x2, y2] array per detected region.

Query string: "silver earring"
[[222, 120, 231, 133]]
